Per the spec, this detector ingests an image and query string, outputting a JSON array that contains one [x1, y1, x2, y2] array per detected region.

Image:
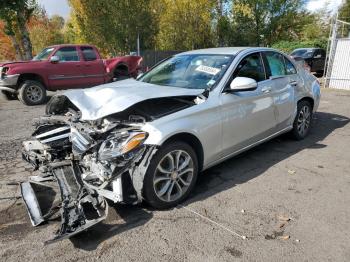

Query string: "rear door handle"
[[261, 87, 271, 93], [290, 81, 298, 86]]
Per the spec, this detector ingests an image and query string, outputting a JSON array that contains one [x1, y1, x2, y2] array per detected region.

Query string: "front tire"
[[143, 141, 198, 209], [18, 80, 46, 105], [292, 100, 312, 140]]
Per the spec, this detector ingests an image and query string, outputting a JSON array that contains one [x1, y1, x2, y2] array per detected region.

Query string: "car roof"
[[47, 44, 96, 49], [177, 47, 275, 56], [292, 48, 320, 51]]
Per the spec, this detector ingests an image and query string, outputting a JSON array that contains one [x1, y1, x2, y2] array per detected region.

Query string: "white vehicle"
[[21, 47, 320, 242]]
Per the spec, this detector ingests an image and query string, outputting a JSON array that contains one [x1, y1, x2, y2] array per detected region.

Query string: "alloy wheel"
[[153, 150, 194, 202], [297, 105, 311, 136], [26, 85, 43, 103]]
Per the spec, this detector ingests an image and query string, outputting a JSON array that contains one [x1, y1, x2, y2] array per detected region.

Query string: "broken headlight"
[[98, 132, 148, 161]]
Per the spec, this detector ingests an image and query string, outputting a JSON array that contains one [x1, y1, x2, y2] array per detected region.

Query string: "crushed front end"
[[21, 101, 157, 243]]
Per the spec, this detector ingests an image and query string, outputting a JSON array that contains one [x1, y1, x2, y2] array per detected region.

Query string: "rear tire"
[[292, 100, 312, 140], [18, 80, 46, 106], [143, 141, 198, 209]]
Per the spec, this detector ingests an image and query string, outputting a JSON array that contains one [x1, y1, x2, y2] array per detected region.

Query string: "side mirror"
[[229, 77, 257, 92], [50, 55, 60, 63]]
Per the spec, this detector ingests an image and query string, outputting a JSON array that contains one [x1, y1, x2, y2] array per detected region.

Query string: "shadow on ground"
[[189, 111, 349, 203], [66, 111, 349, 250]]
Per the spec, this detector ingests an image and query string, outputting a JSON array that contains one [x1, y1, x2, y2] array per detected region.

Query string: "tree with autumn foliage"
[[67, 0, 157, 56], [28, 12, 65, 55], [155, 0, 215, 50], [0, 0, 38, 60]]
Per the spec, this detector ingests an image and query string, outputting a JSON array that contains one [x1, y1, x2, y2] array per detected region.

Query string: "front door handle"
[[261, 87, 271, 93]]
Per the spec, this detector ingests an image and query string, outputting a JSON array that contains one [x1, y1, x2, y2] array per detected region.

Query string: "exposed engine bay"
[[20, 93, 200, 243]]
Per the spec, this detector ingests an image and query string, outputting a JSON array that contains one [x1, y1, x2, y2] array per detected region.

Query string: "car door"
[[48, 46, 84, 89], [219, 52, 277, 157], [263, 51, 295, 130], [79, 46, 105, 87]]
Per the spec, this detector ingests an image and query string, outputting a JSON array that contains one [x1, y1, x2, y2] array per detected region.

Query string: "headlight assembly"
[[98, 132, 148, 160]]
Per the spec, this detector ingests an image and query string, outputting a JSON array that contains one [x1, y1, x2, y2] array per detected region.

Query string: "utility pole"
[[137, 32, 140, 56]]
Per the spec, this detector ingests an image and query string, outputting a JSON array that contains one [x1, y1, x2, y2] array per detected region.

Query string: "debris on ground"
[[279, 235, 290, 240], [288, 169, 296, 175], [278, 215, 291, 222]]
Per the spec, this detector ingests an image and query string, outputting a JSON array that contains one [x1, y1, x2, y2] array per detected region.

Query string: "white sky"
[[306, 0, 343, 13], [36, 0, 344, 19], [37, 0, 70, 18]]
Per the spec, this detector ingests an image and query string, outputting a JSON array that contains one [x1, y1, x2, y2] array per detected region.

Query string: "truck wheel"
[[18, 80, 46, 106], [0, 90, 17, 101], [143, 141, 198, 209]]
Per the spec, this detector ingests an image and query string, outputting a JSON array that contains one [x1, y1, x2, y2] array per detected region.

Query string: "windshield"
[[291, 49, 313, 58], [32, 47, 55, 61], [138, 54, 234, 89]]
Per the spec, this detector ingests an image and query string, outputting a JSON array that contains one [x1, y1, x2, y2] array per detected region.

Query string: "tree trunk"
[[216, 0, 224, 46], [17, 18, 32, 60], [8, 35, 24, 61]]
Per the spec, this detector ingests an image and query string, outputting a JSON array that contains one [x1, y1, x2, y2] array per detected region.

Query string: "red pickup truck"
[[0, 44, 142, 105]]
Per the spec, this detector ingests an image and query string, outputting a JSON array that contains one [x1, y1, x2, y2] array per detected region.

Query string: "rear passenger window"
[[81, 46, 97, 61], [55, 47, 79, 62], [234, 53, 266, 82], [265, 52, 286, 76], [284, 57, 297, 75]]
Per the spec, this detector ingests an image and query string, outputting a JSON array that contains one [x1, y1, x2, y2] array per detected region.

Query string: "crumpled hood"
[[63, 79, 204, 120]]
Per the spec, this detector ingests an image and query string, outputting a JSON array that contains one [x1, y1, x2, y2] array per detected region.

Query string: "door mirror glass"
[[50, 55, 60, 63], [230, 77, 257, 91]]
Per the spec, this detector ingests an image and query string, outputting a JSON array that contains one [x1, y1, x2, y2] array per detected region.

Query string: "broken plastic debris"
[[279, 235, 290, 240], [278, 215, 291, 222], [288, 169, 296, 175], [295, 239, 300, 243]]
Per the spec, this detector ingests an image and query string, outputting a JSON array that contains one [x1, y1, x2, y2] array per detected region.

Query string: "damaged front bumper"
[[20, 162, 108, 244], [21, 131, 157, 243]]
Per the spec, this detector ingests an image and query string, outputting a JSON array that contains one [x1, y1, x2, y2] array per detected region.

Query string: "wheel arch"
[[113, 63, 129, 76], [17, 73, 47, 89], [298, 96, 314, 110], [161, 132, 204, 172]]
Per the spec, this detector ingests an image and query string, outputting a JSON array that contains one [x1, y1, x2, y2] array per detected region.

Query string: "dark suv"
[[290, 48, 326, 75]]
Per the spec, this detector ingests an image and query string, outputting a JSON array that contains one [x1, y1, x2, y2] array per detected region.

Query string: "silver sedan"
[[21, 47, 320, 241]]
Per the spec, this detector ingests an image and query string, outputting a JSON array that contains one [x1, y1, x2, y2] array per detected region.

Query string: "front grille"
[[36, 126, 70, 144]]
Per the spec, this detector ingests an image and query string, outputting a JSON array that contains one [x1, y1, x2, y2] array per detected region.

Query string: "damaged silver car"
[[20, 47, 320, 243]]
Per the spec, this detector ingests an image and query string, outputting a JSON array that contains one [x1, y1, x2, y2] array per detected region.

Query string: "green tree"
[[231, 0, 310, 46], [68, 0, 157, 56], [156, 0, 215, 50], [339, 0, 350, 22]]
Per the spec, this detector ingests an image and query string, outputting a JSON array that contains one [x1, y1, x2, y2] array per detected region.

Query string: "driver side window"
[[55, 47, 80, 62], [234, 53, 266, 82]]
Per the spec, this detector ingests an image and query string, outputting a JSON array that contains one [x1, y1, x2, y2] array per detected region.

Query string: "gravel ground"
[[0, 89, 349, 262]]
